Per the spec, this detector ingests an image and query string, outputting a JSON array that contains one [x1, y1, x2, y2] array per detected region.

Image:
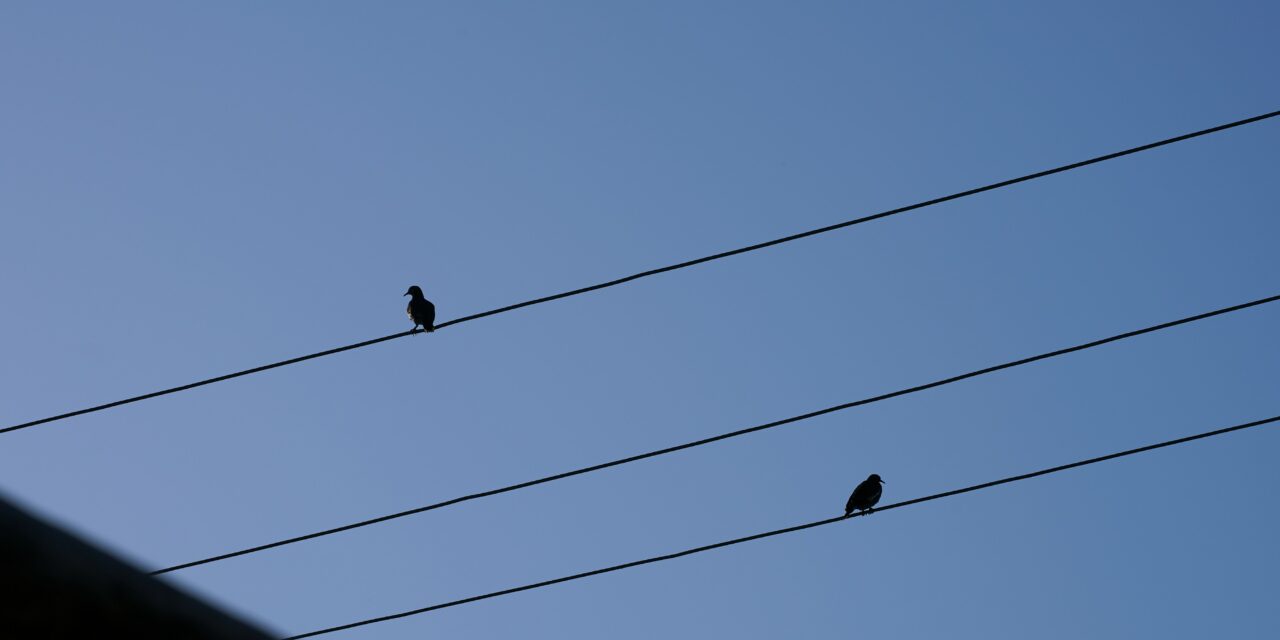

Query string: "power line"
[[6, 110, 1277, 437], [281, 413, 1280, 639], [150, 292, 1279, 575]]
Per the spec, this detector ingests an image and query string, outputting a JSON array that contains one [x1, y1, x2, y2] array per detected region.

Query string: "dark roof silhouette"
[[404, 285, 436, 333], [0, 492, 273, 639], [844, 473, 884, 517]]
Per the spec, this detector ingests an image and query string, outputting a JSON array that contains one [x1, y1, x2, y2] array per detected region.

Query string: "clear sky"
[[2, 2, 1277, 638]]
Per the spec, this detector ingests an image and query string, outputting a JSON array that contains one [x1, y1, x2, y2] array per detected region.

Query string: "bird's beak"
[[403, 291, 410, 296], [880, 480, 886, 484]]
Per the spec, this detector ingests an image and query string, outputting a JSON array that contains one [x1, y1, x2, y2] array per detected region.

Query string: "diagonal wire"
[[150, 292, 1280, 575], [6, 109, 1278, 437], [281, 413, 1280, 639]]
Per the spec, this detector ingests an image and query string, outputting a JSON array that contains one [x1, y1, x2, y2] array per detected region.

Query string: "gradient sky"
[[2, 2, 1278, 638]]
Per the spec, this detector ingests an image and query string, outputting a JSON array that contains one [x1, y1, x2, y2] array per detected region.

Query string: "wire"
[[5, 110, 1277, 437], [150, 292, 1279, 575], [280, 413, 1280, 638]]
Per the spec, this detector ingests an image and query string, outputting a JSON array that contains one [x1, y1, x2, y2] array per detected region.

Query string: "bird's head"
[[868, 473, 884, 484], [404, 285, 424, 298]]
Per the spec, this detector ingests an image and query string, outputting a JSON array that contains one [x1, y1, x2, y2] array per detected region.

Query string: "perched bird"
[[844, 473, 884, 517], [404, 285, 436, 333]]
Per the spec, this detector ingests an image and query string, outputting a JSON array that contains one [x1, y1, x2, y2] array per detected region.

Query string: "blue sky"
[[2, 2, 1277, 638]]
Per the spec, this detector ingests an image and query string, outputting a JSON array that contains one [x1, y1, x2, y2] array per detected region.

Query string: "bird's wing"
[[868, 484, 882, 506], [409, 299, 434, 324], [849, 480, 875, 507]]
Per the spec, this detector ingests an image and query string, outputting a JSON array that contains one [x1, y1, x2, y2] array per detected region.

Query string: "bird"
[[404, 285, 436, 333], [844, 473, 884, 517]]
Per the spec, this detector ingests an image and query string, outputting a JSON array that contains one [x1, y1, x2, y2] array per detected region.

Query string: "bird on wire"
[[404, 285, 436, 334], [844, 474, 884, 517]]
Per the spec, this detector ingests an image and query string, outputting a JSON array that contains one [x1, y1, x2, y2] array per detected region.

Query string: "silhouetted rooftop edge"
[[150, 292, 1280, 575], [0, 492, 274, 639], [5, 108, 1277, 436], [280, 413, 1280, 639]]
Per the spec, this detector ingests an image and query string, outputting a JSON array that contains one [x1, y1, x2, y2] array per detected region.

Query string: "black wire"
[[150, 293, 1279, 575], [281, 413, 1280, 639], [5, 109, 1277, 437], [1, 332, 411, 436]]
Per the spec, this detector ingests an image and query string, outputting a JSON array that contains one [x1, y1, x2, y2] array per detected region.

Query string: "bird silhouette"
[[404, 286, 436, 333], [844, 473, 884, 517]]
